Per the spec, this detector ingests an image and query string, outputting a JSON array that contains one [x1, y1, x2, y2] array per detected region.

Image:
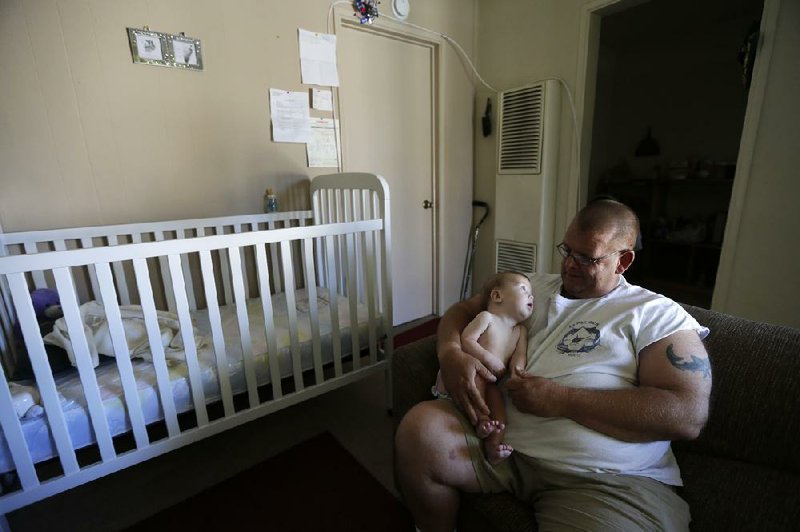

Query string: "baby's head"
[[480, 271, 534, 322]]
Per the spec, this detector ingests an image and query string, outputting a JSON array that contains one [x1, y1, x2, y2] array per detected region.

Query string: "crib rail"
[[311, 172, 393, 405], [0, 218, 387, 514]]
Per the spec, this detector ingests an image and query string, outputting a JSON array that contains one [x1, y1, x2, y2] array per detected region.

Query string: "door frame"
[[572, 0, 774, 312], [335, 14, 444, 319]]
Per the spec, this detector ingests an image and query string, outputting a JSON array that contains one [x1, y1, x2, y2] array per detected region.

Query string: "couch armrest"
[[392, 335, 439, 426]]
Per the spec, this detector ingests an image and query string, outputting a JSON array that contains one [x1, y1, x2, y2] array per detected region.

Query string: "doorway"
[[336, 21, 438, 325], [579, 0, 764, 308]]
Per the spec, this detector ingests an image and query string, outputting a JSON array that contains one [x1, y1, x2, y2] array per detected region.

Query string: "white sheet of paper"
[[312, 88, 333, 111], [298, 28, 340, 87], [307, 118, 341, 168], [269, 88, 311, 143]]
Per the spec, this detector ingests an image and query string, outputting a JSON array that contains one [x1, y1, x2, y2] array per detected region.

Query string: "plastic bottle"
[[264, 188, 278, 213]]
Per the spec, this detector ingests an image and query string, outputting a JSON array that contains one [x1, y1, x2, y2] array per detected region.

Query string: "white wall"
[[713, 0, 800, 328], [472, 0, 583, 292], [0, 0, 476, 311]]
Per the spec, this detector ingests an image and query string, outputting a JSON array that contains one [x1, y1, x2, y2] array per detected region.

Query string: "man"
[[395, 199, 712, 531]]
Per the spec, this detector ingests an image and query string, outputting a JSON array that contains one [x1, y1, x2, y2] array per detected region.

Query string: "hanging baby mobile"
[[353, 0, 380, 24]]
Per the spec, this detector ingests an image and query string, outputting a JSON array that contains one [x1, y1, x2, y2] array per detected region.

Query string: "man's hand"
[[439, 343, 495, 425], [505, 366, 565, 418]]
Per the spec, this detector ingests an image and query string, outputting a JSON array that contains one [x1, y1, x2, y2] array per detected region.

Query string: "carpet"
[[128, 432, 413, 531]]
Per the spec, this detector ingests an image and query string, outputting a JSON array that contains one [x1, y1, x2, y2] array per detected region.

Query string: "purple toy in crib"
[[29, 288, 62, 320]]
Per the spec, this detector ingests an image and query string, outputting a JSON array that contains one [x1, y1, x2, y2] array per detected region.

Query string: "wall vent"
[[496, 239, 537, 275], [497, 84, 544, 175]]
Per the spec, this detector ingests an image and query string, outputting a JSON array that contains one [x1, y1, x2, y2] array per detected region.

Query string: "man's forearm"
[[558, 385, 708, 442], [436, 297, 481, 361]]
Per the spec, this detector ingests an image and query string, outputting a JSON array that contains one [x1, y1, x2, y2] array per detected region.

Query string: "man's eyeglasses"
[[556, 242, 629, 267]]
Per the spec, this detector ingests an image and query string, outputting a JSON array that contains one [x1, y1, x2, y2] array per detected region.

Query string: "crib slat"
[[216, 225, 234, 306], [53, 239, 67, 252], [324, 235, 342, 377], [178, 229, 197, 311], [154, 231, 177, 313], [131, 259, 181, 438], [279, 241, 303, 392], [0, 365, 39, 489], [23, 243, 47, 289], [268, 221, 283, 294], [233, 225, 250, 298], [8, 273, 81, 474], [198, 250, 235, 416], [345, 233, 360, 370], [227, 247, 259, 408], [0, 277, 16, 373], [53, 268, 117, 462], [95, 264, 150, 449], [106, 235, 132, 306], [166, 254, 209, 425], [254, 244, 282, 399], [81, 237, 103, 302], [361, 229, 378, 365], [302, 238, 323, 384]]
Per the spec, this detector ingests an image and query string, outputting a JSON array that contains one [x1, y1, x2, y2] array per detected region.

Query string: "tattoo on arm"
[[666, 344, 711, 378]]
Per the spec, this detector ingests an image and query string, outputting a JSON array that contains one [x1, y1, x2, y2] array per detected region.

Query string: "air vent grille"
[[496, 239, 537, 275], [498, 84, 544, 175]]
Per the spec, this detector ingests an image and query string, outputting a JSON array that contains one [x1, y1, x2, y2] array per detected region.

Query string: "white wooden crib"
[[0, 172, 392, 522]]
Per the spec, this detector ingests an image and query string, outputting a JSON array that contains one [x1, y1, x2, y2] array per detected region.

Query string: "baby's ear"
[[490, 288, 502, 302]]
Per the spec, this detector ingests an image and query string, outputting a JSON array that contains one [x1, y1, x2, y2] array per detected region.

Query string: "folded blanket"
[[44, 301, 207, 368], [8, 383, 39, 418]]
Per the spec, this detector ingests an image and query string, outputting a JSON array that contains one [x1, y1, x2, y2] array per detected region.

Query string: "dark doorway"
[[589, 0, 763, 308]]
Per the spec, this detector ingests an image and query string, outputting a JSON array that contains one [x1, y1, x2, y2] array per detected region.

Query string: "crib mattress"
[[0, 288, 382, 474]]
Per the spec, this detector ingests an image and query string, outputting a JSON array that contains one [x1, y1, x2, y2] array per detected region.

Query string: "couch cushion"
[[458, 492, 537, 532], [678, 305, 800, 474], [675, 449, 800, 530]]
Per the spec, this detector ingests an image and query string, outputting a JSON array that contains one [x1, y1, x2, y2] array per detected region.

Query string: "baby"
[[433, 271, 533, 463]]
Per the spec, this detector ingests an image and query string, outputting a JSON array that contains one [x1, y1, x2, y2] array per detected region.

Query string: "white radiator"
[[495, 79, 560, 275]]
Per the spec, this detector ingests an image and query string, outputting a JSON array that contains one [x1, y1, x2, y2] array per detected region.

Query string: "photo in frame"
[[127, 28, 203, 71], [127, 27, 169, 67], [170, 34, 203, 70]]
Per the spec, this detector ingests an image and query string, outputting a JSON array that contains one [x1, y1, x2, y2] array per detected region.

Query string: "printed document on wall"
[[269, 88, 311, 143], [312, 88, 333, 111], [298, 28, 339, 86], [307, 118, 341, 168]]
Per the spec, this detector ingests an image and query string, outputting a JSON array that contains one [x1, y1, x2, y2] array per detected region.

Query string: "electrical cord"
[[323, 2, 582, 211]]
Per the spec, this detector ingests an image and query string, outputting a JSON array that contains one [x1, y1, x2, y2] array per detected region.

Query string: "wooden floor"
[[6, 370, 397, 531]]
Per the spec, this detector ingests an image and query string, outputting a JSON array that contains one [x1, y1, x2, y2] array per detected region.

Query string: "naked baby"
[[433, 271, 533, 463]]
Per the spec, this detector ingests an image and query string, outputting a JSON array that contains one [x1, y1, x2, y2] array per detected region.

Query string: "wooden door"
[[337, 23, 436, 326]]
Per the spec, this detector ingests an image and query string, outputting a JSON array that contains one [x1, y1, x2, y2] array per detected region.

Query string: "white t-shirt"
[[504, 273, 709, 486]]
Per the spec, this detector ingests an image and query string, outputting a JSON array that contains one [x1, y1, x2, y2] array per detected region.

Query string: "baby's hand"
[[487, 359, 507, 377]]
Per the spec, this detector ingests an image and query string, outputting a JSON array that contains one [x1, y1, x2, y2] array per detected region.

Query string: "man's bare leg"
[[395, 400, 482, 532]]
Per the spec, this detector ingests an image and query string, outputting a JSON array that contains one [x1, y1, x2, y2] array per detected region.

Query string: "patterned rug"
[[127, 431, 413, 531]]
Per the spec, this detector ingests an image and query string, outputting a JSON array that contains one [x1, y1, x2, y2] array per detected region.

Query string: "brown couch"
[[392, 304, 800, 531]]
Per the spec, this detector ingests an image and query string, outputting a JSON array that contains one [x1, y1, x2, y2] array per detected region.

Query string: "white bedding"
[[0, 288, 381, 473]]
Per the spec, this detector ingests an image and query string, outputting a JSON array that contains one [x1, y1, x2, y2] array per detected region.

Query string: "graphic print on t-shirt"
[[556, 321, 600, 356]]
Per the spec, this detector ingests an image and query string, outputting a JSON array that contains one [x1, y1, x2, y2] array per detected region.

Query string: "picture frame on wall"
[[170, 34, 203, 70], [127, 27, 203, 71], [127, 27, 169, 66]]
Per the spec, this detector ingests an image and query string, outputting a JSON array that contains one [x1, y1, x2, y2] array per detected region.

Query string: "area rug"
[[128, 432, 413, 531]]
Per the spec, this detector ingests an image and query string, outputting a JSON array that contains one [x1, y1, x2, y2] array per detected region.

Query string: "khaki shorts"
[[445, 400, 691, 531]]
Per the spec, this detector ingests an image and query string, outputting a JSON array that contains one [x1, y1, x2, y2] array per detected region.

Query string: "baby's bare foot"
[[484, 442, 513, 465], [476, 418, 504, 439]]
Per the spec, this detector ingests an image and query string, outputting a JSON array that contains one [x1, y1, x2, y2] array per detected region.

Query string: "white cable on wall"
[[323, 3, 582, 211]]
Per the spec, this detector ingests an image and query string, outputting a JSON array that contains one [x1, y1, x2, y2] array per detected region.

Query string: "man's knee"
[[395, 401, 442, 463], [395, 400, 480, 491]]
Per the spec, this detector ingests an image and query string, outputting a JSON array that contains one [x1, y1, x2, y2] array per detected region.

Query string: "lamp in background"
[[635, 126, 660, 157]]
